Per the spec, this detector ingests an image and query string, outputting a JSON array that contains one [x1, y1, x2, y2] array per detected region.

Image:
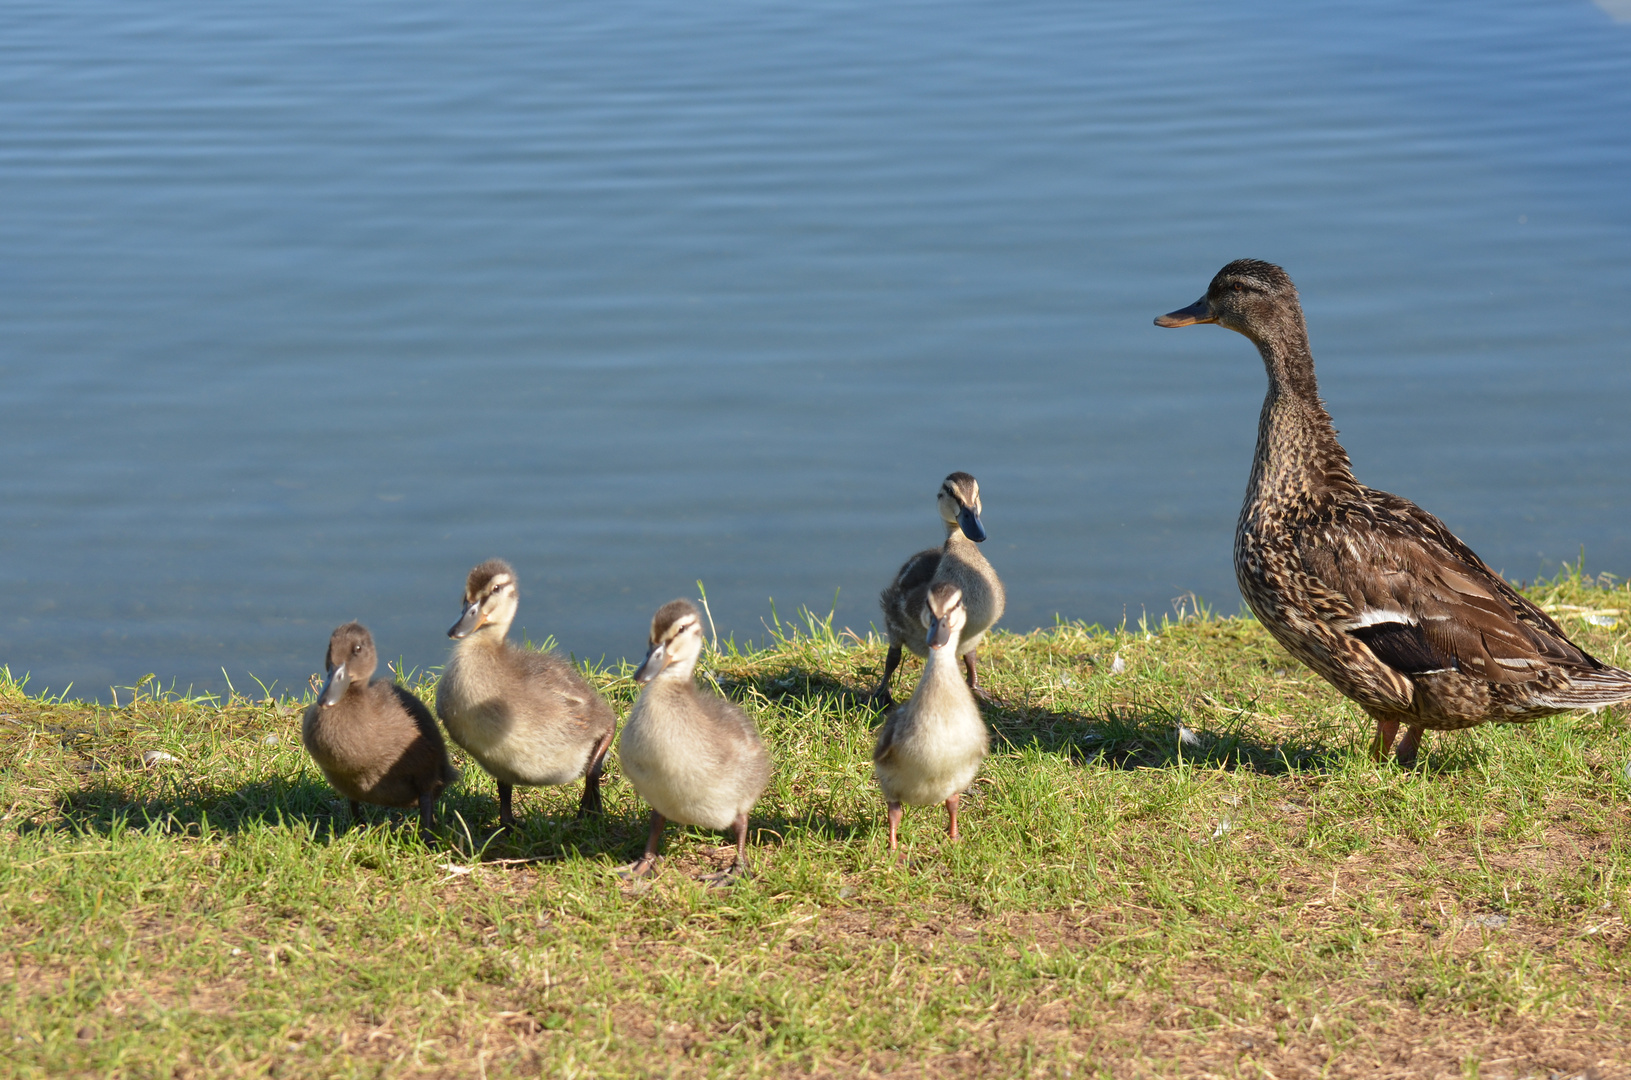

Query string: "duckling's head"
[[318, 622, 378, 707], [936, 472, 987, 543], [1154, 259, 1303, 344], [922, 582, 967, 651], [633, 599, 706, 684], [448, 559, 519, 641]]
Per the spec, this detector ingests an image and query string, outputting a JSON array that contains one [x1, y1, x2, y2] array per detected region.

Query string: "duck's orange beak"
[[1155, 297, 1214, 327]]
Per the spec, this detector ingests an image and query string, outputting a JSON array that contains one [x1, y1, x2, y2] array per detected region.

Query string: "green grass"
[[4, 567, 1631, 1078]]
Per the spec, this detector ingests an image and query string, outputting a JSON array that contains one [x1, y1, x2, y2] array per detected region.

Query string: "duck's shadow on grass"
[[984, 701, 1357, 776]]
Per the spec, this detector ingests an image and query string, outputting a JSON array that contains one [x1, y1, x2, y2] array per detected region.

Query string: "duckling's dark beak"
[[1155, 297, 1215, 328], [926, 615, 951, 650], [633, 643, 666, 684], [447, 601, 483, 639], [318, 663, 351, 707], [957, 504, 987, 543]]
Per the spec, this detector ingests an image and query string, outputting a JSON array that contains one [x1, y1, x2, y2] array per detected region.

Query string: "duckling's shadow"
[[985, 703, 1352, 776], [48, 775, 414, 839]]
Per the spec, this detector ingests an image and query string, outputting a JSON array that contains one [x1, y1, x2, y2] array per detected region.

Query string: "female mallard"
[[1157, 259, 1631, 766], [870, 472, 1005, 707]]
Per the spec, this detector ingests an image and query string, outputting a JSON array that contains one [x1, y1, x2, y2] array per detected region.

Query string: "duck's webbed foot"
[[867, 645, 904, 709], [1393, 724, 1426, 769], [702, 812, 752, 887], [962, 652, 994, 703], [1370, 718, 1400, 762], [617, 810, 667, 880]]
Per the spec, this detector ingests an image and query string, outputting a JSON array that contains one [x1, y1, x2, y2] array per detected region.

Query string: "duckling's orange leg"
[[886, 801, 904, 852], [944, 793, 961, 842], [577, 730, 615, 818], [1394, 725, 1426, 769], [624, 810, 665, 878], [962, 652, 993, 703], [497, 782, 517, 829], [1371, 719, 1400, 761], [869, 645, 904, 708]]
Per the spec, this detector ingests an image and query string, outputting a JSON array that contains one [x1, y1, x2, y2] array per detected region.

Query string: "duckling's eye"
[[352, 643, 362, 654]]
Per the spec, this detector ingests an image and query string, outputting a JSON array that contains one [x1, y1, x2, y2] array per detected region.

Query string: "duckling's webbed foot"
[[701, 811, 753, 886], [1393, 724, 1426, 769], [616, 809, 667, 880], [867, 645, 904, 709]]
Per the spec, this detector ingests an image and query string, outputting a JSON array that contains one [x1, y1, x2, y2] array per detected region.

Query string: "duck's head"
[[634, 599, 705, 684], [936, 472, 987, 543], [1154, 259, 1302, 343], [448, 558, 519, 640], [922, 582, 967, 651], [318, 622, 378, 707]]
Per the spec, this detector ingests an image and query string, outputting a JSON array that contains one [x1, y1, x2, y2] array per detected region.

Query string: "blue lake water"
[[3, 0, 1630, 700]]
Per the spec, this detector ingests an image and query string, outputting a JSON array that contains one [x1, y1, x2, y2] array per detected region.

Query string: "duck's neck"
[[459, 618, 512, 651], [1244, 318, 1357, 509], [914, 634, 967, 704]]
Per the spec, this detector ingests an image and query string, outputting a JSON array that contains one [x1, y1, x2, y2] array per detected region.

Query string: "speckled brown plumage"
[[1158, 259, 1631, 766]]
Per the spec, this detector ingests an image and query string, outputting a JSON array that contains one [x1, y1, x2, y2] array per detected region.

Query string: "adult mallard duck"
[[1156, 259, 1631, 766], [870, 472, 1006, 707]]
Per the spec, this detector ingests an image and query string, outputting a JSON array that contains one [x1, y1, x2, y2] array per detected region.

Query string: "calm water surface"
[[3, 1, 1630, 698]]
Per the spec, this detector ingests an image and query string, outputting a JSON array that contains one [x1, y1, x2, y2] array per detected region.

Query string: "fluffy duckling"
[[436, 559, 617, 826], [301, 622, 457, 830], [872, 472, 1006, 707], [874, 583, 990, 852], [619, 599, 771, 882], [1157, 259, 1631, 766]]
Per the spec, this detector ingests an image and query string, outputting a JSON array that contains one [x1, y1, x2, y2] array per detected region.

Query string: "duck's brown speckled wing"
[[1294, 488, 1604, 689]]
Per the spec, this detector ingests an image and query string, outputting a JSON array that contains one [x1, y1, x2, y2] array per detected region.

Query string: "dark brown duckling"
[[870, 472, 1006, 708], [301, 622, 458, 829], [1157, 259, 1631, 766]]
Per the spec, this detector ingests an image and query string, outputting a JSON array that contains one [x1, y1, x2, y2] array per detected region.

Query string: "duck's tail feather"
[[1536, 665, 1631, 712]]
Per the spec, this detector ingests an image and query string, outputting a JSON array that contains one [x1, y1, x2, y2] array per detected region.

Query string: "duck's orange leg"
[[1371, 719, 1400, 761], [1394, 725, 1426, 769]]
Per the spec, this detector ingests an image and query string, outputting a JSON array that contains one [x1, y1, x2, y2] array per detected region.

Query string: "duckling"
[[1157, 259, 1631, 766], [301, 622, 457, 830], [436, 559, 617, 827], [874, 583, 990, 852], [619, 599, 771, 883], [871, 472, 1006, 707]]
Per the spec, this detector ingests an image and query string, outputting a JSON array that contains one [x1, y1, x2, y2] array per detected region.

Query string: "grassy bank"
[[4, 570, 1631, 1079]]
